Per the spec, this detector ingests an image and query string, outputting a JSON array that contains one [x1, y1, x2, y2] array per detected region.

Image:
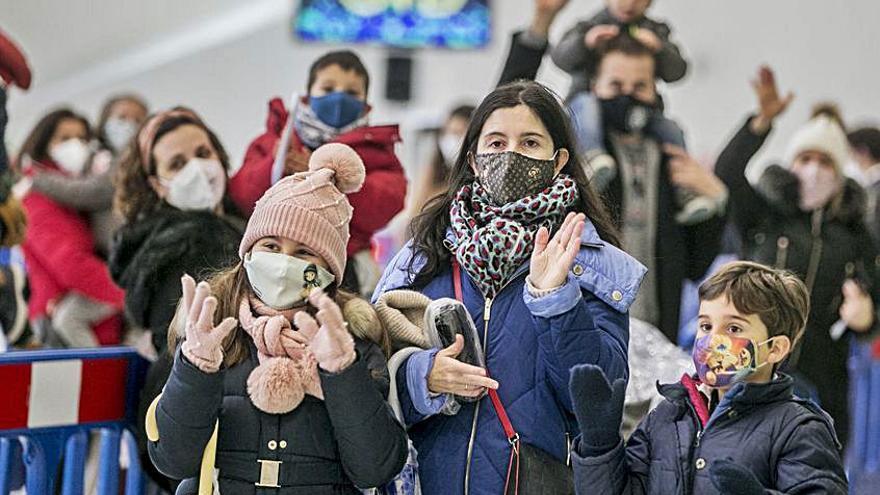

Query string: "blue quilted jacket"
[[372, 222, 646, 495]]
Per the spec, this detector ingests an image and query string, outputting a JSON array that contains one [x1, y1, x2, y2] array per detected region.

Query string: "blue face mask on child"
[[309, 92, 365, 129]]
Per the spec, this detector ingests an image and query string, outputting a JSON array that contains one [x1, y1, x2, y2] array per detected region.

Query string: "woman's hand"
[[665, 144, 728, 200], [750, 65, 794, 134], [529, 212, 585, 291], [180, 275, 238, 373], [840, 280, 875, 333], [294, 289, 357, 373], [427, 335, 499, 397]]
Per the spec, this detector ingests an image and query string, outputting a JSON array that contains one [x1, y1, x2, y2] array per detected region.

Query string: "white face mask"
[[104, 117, 139, 153], [50, 138, 91, 176], [438, 133, 463, 167], [159, 158, 226, 211], [244, 251, 336, 310], [791, 161, 841, 211]]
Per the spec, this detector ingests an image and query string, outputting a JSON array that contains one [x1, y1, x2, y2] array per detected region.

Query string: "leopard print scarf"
[[448, 175, 580, 298]]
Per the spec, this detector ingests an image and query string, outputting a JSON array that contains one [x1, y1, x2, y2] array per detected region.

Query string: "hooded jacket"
[[372, 222, 646, 495], [148, 299, 408, 495], [229, 98, 407, 257], [715, 115, 880, 445], [572, 374, 848, 494]]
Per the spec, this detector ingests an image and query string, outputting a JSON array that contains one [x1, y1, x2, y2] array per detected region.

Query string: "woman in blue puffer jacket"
[[373, 80, 646, 495]]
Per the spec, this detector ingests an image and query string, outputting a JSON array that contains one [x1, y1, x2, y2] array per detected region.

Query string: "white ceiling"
[[1, 0, 252, 84]]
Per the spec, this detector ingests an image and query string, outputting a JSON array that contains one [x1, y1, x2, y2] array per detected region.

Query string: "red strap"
[[451, 260, 519, 443]]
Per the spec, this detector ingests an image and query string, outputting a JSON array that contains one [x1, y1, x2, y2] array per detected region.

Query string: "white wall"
[[6, 0, 880, 178]]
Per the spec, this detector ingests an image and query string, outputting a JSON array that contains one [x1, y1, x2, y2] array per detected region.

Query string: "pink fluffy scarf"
[[238, 294, 323, 414]]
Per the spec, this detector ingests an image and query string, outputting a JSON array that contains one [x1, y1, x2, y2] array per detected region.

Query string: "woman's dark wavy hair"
[[407, 80, 621, 288]]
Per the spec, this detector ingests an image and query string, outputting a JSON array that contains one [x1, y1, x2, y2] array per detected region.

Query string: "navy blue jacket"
[[572, 374, 848, 494], [372, 223, 646, 495]]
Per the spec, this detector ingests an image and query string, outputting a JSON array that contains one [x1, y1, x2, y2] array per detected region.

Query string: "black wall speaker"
[[385, 53, 413, 102]]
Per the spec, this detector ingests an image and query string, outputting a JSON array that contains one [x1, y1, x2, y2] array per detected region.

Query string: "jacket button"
[[268, 440, 277, 450], [728, 410, 737, 419], [279, 440, 288, 449], [611, 290, 623, 302], [695, 458, 706, 470], [572, 264, 584, 276]]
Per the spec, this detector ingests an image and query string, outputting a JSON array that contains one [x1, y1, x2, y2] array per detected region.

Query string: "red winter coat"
[[229, 98, 407, 256], [21, 162, 124, 341]]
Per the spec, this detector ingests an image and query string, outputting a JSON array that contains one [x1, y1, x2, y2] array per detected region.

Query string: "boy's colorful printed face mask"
[[692, 333, 776, 388]]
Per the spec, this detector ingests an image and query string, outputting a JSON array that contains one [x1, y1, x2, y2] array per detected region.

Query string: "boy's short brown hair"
[[699, 261, 810, 346], [307, 50, 370, 96]]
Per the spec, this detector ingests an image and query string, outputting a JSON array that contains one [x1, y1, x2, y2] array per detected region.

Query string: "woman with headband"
[[109, 107, 243, 490]]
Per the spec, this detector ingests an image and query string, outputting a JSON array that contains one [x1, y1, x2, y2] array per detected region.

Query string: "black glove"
[[568, 363, 626, 456], [709, 459, 767, 495]]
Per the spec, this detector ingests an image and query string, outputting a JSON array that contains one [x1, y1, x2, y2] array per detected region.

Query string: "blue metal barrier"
[[0, 347, 148, 494], [849, 339, 880, 494]]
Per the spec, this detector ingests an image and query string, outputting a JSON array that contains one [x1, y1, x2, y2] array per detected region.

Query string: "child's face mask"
[[692, 333, 778, 388], [309, 92, 365, 129], [244, 251, 335, 310]]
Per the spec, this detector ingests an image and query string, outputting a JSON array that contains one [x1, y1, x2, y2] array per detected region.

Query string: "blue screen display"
[[295, 0, 491, 49]]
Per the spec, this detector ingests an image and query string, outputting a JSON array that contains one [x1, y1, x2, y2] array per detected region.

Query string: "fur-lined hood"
[[755, 164, 867, 227]]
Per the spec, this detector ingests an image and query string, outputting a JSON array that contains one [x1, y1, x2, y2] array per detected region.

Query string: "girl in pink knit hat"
[[147, 143, 406, 495]]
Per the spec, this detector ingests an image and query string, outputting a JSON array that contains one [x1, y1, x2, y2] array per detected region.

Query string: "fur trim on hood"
[[756, 164, 867, 226]]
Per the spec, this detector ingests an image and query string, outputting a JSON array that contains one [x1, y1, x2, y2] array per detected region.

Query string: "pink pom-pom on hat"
[[308, 142, 366, 194], [239, 143, 366, 283]]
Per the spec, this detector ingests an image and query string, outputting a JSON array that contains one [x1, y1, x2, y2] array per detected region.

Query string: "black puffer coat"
[[150, 337, 408, 494], [109, 205, 243, 489], [715, 116, 880, 444], [109, 205, 243, 354], [572, 374, 848, 494]]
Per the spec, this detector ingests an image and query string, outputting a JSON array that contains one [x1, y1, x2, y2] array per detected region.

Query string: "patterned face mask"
[[472, 150, 559, 206], [692, 333, 777, 388]]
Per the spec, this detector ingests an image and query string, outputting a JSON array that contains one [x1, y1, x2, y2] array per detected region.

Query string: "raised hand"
[[569, 364, 625, 455], [664, 144, 728, 200], [529, 212, 585, 291], [294, 289, 357, 373], [428, 334, 499, 397], [709, 459, 768, 495], [180, 275, 238, 373], [632, 27, 662, 52], [840, 280, 875, 332], [585, 24, 620, 49], [750, 65, 794, 134], [530, 0, 571, 37]]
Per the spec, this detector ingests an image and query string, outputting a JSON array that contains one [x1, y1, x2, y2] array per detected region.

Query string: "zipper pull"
[[694, 430, 703, 448], [484, 298, 493, 322]]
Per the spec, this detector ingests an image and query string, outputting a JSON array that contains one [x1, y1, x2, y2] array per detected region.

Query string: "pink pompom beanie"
[[239, 143, 366, 282]]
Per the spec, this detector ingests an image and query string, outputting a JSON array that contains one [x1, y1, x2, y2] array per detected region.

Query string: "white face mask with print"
[[103, 117, 139, 153], [244, 251, 336, 310], [159, 158, 226, 211], [50, 138, 91, 176]]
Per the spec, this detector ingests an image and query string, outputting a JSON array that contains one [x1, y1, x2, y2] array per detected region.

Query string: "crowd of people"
[[1, 0, 879, 493]]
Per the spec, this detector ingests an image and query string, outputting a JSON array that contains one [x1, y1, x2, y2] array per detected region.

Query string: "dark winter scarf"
[[449, 175, 580, 298], [292, 99, 369, 150]]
